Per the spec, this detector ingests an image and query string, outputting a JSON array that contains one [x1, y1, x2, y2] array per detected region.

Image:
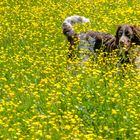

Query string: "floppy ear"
[[115, 25, 122, 45], [115, 25, 122, 36], [131, 25, 140, 45]]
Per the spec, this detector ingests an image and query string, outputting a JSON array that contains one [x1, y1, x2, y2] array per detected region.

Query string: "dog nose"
[[119, 39, 125, 45]]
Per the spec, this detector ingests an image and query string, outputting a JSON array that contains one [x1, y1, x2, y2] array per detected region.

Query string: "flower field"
[[0, 0, 140, 139]]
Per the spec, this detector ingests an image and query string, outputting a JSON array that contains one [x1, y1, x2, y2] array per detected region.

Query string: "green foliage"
[[0, 0, 140, 139]]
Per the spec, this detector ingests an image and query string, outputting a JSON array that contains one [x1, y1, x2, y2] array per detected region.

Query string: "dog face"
[[116, 25, 134, 51], [116, 24, 140, 52], [115, 24, 140, 65]]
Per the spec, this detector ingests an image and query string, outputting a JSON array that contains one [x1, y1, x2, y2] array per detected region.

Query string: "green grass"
[[0, 0, 140, 139]]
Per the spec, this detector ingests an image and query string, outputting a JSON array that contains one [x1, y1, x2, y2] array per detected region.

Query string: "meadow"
[[0, 0, 140, 139]]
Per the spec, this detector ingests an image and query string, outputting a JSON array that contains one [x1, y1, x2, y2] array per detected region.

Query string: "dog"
[[62, 16, 140, 69], [62, 15, 116, 62], [115, 24, 140, 68]]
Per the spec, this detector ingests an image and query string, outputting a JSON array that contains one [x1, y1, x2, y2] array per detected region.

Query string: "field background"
[[0, 0, 140, 139]]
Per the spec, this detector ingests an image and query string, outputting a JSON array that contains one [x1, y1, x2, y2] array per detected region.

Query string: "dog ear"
[[115, 25, 122, 37], [115, 25, 122, 45], [131, 25, 140, 45]]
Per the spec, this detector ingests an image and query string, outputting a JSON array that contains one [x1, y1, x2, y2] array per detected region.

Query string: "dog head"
[[115, 24, 140, 52]]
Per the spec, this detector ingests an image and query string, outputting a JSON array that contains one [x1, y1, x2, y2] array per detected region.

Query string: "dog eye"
[[125, 32, 131, 38], [118, 31, 122, 37]]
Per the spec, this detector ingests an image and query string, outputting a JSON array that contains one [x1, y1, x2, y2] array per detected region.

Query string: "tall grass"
[[0, 0, 140, 139]]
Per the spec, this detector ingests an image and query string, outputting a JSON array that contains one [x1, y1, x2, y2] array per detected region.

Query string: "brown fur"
[[115, 24, 140, 49], [115, 24, 140, 65]]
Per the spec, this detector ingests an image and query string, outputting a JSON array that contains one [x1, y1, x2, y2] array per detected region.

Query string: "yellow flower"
[[112, 109, 117, 115], [119, 128, 125, 132], [104, 126, 109, 130], [64, 125, 71, 130], [8, 128, 15, 132]]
